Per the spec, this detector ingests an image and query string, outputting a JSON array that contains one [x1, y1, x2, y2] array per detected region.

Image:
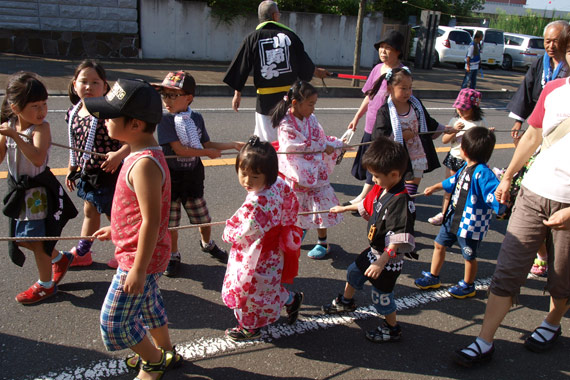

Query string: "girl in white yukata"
[[222, 137, 304, 341], [271, 81, 346, 259]]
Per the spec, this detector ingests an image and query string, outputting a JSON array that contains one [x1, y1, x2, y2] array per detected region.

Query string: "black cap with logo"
[[84, 78, 162, 124]]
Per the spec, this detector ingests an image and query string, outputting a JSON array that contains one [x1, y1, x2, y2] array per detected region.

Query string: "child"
[[222, 136, 304, 341], [371, 67, 446, 198], [415, 127, 505, 298], [461, 31, 483, 90], [66, 59, 130, 269], [271, 81, 345, 259], [429, 88, 487, 226], [154, 71, 242, 277], [89, 79, 182, 378], [323, 136, 415, 342], [346, 30, 405, 206], [0, 72, 77, 304]]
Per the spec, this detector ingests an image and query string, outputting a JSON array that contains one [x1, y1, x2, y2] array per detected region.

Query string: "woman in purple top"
[[346, 30, 406, 205]]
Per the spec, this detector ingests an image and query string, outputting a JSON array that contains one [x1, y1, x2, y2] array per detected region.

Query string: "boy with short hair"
[[415, 127, 505, 298], [324, 136, 416, 342], [87, 79, 181, 379], [154, 71, 242, 277]]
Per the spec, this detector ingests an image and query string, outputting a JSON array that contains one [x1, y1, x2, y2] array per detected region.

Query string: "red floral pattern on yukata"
[[222, 177, 301, 329], [277, 112, 343, 229]]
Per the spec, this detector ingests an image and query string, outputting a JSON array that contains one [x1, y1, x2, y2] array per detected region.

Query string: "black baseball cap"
[[84, 78, 162, 124]]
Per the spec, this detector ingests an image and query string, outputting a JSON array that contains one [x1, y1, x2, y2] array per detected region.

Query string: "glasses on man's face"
[[161, 92, 185, 100]]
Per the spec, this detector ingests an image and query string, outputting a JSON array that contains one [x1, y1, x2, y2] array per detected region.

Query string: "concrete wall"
[[0, 0, 138, 33], [140, 0, 383, 68]]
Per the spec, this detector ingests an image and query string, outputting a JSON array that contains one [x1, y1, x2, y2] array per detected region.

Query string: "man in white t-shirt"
[[453, 25, 570, 367]]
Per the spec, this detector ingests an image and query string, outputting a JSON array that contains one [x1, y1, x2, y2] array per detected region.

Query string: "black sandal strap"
[[532, 326, 560, 343]]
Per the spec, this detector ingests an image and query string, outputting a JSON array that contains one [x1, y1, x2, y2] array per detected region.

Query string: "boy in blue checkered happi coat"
[[415, 127, 506, 299]]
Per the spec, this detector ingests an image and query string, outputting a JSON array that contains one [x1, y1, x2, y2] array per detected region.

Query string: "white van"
[[457, 27, 505, 68]]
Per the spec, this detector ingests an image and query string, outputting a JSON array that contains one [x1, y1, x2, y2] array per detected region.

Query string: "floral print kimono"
[[277, 111, 344, 229], [222, 177, 303, 330]]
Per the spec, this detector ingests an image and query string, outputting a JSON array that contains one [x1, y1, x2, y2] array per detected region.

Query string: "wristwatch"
[[384, 248, 397, 258]]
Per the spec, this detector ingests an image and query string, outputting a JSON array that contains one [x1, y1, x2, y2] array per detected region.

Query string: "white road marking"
[[28, 278, 491, 380]]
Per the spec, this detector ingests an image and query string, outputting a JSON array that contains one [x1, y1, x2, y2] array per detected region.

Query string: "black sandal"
[[453, 341, 495, 368], [524, 325, 561, 353]]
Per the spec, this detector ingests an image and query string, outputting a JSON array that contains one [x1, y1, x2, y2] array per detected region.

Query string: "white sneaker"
[[428, 212, 444, 226]]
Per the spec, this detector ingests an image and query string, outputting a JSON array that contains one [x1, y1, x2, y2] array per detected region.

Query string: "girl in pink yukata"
[[222, 137, 304, 341], [271, 81, 346, 259]]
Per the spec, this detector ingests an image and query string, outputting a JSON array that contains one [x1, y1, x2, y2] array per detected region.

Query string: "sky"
[[525, 0, 570, 12]]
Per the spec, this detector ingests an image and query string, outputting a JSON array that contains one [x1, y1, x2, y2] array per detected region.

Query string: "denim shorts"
[[346, 262, 398, 315], [435, 213, 481, 261], [77, 179, 114, 216], [15, 219, 46, 238]]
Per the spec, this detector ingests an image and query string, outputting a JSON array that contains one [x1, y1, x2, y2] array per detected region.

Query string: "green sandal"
[[125, 346, 182, 371], [131, 347, 183, 379]]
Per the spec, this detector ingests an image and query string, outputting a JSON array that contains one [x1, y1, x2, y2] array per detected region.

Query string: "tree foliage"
[[194, 0, 484, 23]]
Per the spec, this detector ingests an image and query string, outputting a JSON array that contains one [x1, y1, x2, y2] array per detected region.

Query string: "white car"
[[457, 26, 505, 68], [410, 26, 472, 67], [503, 33, 544, 70]]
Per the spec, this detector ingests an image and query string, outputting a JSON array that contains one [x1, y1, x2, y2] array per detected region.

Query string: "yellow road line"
[[0, 144, 515, 179]]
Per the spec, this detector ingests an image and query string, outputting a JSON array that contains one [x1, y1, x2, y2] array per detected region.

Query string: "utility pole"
[[352, 0, 367, 87]]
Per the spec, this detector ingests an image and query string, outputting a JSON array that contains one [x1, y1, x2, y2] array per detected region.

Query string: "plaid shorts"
[[100, 269, 168, 351], [169, 197, 211, 227]]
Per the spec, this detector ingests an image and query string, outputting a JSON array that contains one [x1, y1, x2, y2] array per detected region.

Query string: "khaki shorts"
[[490, 186, 570, 302]]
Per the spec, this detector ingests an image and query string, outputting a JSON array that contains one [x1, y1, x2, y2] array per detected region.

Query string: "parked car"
[[409, 26, 472, 67], [503, 32, 544, 70], [457, 26, 505, 68]]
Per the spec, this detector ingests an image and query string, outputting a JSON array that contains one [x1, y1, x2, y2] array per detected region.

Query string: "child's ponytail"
[[271, 80, 318, 128], [271, 88, 294, 128], [365, 72, 388, 99], [366, 67, 412, 100]]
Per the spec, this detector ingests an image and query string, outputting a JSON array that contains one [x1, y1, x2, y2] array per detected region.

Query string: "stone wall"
[[0, 0, 139, 58]]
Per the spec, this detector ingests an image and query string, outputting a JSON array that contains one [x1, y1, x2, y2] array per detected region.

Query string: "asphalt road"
[[0, 96, 568, 380]]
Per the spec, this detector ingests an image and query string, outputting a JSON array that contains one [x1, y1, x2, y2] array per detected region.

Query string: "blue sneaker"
[[414, 271, 441, 290], [448, 280, 476, 299], [308, 244, 328, 259]]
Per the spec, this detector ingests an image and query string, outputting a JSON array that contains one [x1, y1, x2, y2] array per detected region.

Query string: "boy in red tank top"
[[86, 79, 181, 379]]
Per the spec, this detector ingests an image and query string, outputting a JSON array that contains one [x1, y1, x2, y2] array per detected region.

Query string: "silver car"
[[503, 33, 544, 70]]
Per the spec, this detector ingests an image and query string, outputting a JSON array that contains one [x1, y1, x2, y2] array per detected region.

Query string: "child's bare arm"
[[364, 243, 401, 279], [0, 123, 7, 163], [330, 202, 358, 214], [101, 143, 130, 173], [93, 226, 112, 240], [169, 140, 221, 159], [123, 157, 164, 294], [424, 182, 444, 196], [0, 121, 50, 167], [203, 141, 244, 151]]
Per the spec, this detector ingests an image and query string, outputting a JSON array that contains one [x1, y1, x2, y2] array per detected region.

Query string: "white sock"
[[51, 251, 63, 264], [462, 337, 492, 357], [170, 251, 181, 260], [531, 320, 559, 343], [202, 240, 212, 248]]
